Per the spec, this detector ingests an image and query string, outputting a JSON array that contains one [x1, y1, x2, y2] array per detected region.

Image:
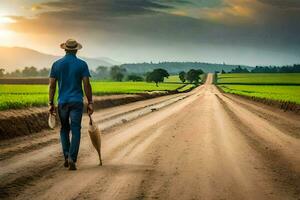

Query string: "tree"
[[126, 74, 144, 82], [250, 65, 300, 73], [110, 66, 126, 81], [230, 66, 249, 73], [145, 72, 151, 82], [186, 69, 203, 84], [221, 69, 226, 74], [22, 66, 38, 77], [0, 68, 5, 77], [96, 66, 109, 79], [179, 71, 186, 83], [9, 69, 22, 77], [39, 68, 50, 77], [146, 68, 169, 86]]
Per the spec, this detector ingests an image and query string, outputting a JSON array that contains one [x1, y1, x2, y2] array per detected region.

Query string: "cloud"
[[31, 5, 43, 11], [183, 0, 260, 24], [170, 10, 188, 17], [7, 0, 193, 34], [257, 0, 300, 9], [157, 0, 260, 25], [3, 0, 300, 66], [33, 0, 192, 20]]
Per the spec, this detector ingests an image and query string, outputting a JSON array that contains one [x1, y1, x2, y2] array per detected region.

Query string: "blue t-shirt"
[[49, 54, 91, 104]]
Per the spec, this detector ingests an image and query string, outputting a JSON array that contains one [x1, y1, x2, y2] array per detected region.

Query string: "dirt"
[[0, 74, 300, 200], [0, 108, 50, 140]]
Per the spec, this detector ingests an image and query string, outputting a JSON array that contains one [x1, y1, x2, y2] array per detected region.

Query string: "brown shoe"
[[68, 160, 77, 170], [64, 159, 69, 168]]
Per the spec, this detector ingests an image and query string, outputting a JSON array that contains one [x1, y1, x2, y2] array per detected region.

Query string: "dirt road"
[[1, 74, 300, 200]]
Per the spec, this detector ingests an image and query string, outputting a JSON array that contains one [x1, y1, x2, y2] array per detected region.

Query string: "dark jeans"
[[58, 102, 83, 162]]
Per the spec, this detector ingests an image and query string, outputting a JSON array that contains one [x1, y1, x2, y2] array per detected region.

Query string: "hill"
[[0, 46, 116, 72], [121, 62, 253, 74]]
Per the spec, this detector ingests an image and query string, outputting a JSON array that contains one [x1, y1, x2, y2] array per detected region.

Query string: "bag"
[[48, 113, 56, 129], [88, 115, 103, 166]]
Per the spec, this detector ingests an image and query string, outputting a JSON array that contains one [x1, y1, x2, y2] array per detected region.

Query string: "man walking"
[[48, 39, 94, 170]]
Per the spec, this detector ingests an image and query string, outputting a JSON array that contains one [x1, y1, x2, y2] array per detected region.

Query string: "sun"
[[0, 17, 16, 41]]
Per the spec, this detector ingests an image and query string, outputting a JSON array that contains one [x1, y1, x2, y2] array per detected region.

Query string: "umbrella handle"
[[88, 114, 93, 125]]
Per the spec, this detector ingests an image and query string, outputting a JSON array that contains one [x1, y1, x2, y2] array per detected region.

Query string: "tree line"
[[0, 67, 50, 77], [121, 62, 248, 74], [0, 65, 204, 86], [222, 64, 300, 74]]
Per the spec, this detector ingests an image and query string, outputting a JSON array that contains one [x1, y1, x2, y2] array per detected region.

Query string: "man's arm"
[[48, 78, 56, 114], [83, 77, 94, 115]]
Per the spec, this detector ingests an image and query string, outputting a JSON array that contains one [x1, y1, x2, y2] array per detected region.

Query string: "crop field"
[[0, 81, 188, 110], [91, 82, 183, 95], [219, 85, 300, 104], [217, 73, 300, 104], [177, 84, 196, 92], [218, 73, 300, 85], [165, 74, 207, 83], [164, 75, 181, 83]]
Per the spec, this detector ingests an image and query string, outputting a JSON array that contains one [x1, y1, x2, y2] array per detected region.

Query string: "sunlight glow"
[[0, 17, 16, 24], [0, 29, 15, 38], [170, 10, 188, 17]]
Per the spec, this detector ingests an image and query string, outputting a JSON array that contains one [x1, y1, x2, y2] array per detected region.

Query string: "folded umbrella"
[[88, 115, 103, 166]]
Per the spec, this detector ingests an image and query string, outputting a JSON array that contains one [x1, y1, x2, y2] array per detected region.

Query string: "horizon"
[[0, 0, 300, 66], [0, 46, 300, 68]]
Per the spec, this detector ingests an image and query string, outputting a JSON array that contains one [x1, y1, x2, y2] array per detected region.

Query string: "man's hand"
[[49, 104, 55, 114], [83, 77, 94, 115], [87, 103, 94, 115], [48, 77, 56, 115]]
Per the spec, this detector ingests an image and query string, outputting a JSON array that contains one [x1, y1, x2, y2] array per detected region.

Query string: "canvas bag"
[[48, 113, 56, 129]]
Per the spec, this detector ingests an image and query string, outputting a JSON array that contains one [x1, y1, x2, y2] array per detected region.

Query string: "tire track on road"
[[216, 93, 300, 199]]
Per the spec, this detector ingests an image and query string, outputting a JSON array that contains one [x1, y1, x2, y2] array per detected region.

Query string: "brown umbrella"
[[88, 115, 103, 166]]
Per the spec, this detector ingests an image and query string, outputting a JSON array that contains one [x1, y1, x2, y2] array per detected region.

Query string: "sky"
[[0, 0, 299, 66]]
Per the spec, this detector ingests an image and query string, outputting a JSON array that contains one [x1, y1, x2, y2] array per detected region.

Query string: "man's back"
[[50, 53, 90, 104]]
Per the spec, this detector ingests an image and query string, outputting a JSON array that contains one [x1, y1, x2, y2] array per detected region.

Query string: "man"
[[49, 39, 94, 170]]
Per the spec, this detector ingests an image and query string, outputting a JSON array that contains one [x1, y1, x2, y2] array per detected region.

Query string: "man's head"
[[65, 49, 78, 55], [60, 39, 82, 55]]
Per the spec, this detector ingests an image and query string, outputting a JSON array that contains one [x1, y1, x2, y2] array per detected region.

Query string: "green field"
[[91, 82, 186, 95], [165, 74, 206, 83], [177, 84, 196, 92], [164, 75, 181, 83], [0, 81, 190, 110], [217, 73, 300, 104], [218, 73, 300, 85], [219, 85, 300, 104]]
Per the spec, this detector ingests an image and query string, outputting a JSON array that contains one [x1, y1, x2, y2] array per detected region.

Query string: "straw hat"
[[60, 39, 82, 50]]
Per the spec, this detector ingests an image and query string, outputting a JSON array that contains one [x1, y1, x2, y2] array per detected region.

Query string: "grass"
[[219, 85, 300, 104], [165, 74, 207, 84], [217, 73, 300, 104], [177, 84, 195, 92], [0, 81, 188, 110], [218, 73, 300, 85], [0, 94, 49, 110], [164, 75, 181, 83], [0, 84, 48, 94], [91, 81, 183, 95]]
